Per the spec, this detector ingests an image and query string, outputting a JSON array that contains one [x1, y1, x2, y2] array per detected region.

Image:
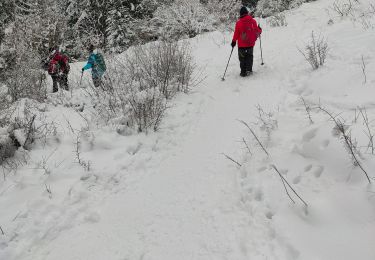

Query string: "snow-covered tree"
[[151, 0, 215, 40], [256, 0, 315, 17], [0, 0, 14, 46], [106, 0, 139, 53]]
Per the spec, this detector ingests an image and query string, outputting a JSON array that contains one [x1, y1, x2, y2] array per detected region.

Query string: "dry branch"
[[318, 106, 371, 183], [242, 138, 252, 155], [361, 55, 367, 84], [222, 153, 242, 167], [359, 107, 374, 154], [238, 119, 269, 156], [300, 96, 314, 124], [271, 165, 308, 207]]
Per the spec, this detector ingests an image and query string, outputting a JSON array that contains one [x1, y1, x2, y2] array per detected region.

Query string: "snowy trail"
[[29, 37, 286, 259], [2, 0, 375, 259]]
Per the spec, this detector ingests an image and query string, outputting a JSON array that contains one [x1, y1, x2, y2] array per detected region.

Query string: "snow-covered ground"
[[1, 0, 375, 259]]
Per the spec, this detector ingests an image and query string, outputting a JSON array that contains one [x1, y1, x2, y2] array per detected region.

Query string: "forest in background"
[[0, 0, 313, 97]]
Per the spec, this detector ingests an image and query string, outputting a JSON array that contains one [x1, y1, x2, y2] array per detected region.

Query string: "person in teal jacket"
[[82, 44, 106, 88]]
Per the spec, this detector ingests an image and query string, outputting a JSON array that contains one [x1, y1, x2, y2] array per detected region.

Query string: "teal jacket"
[[82, 51, 105, 79]]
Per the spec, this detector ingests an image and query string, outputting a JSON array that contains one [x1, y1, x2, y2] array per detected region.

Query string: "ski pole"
[[259, 35, 264, 66], [79, 71, 83, 87], [221, 47, 234, 81], [258, 15, 265, 66]]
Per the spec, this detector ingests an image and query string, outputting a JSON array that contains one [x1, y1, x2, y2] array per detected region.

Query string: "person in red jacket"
[[47, 47, 70, 92], [231, 7, 262, 77]]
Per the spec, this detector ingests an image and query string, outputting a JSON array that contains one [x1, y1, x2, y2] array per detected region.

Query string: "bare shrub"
[[299, 31, 328, 70], [267, 13, 288, 27], [332, 0, 354, 17], [127, 88, 168, 132], [256, 105, 278, 142], [0, 99, 56, 171], [4, 53, 47, 103], [124, 41, 194, 99], [358, 107, 374, 155], [300, 96, 314, 124], [1, 18, 48, 103], [318, 106, 371, 184], [88, 41, 196, 133]]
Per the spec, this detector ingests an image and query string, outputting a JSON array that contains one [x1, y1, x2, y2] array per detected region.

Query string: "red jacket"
[[48, 51, 70, 75], [232, 15, 262, 48]]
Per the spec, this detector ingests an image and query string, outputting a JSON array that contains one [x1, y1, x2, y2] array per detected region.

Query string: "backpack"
[[95, 53, 106, 72]]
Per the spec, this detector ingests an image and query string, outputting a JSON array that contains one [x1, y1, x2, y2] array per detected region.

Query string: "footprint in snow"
[[257, 166, 267, 172], [302, 128, 318, 142], [254, 189, 263, 201], [293, 175, 301, 184], [304, 164, 312, 172], [313, 166, 324, 178], [265, 211, 274, 220], [321, 139, 330, 148]]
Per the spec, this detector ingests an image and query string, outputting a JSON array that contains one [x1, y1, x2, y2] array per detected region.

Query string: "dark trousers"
[[93, 77, 102, 88], [51, 74, 69, 92], [238, 47, 254, 75]]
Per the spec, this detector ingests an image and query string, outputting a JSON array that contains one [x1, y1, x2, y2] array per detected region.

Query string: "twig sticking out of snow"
[[238, 119, 269, 156], [222, 153, 242, 167], [23, 114, 36, 148], [318, 106, 371, 184], [271, 165, 308, 207], [45, 184, 52, 198], [298, 31, 328, 70], [0, 225, 4, 235], [238, 118, 308, 207], [74, 134, 91, 172], [242, 138, 252, 156], [300, 96, 314, 124], [358, 107, 374, 154], [361, 55, 367, 84]]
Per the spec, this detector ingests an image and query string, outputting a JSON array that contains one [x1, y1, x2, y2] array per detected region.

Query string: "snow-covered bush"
[[125, 41, 194, 99], [299, 31, 328, 70], [267, 13, 288, 27], [332, 0, 355, 17], [150, 0, 215, 40], [4, 55, 47, 103], [126, 87, 167, 132], [205, 0, 242, 25], [256, 0, 316, 17], [89, 41, 195, 132], [1, 16, 48, 103], [0, 99, 55, 168]]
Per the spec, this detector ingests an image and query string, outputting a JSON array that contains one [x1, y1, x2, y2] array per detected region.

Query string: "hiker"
[[231, 6, 262, 77], [82, 44, 106, 88], [48, 47, 70, 92]]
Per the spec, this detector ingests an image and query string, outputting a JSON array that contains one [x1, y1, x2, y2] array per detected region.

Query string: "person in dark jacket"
[[231, 7, 262, 77], [48, 48, 70, 92]]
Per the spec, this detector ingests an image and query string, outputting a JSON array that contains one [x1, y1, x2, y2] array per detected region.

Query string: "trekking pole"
[[259, 35, 264, 66], [79, 71, 83, 87], [221, 47, 234, 81], [258, 15, 265, 66]]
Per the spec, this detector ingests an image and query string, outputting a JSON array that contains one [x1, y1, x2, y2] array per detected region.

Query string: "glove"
[[81, 68, 84, 73], [231, 41, 236, 48]]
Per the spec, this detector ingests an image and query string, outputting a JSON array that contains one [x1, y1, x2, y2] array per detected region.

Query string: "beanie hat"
[[240, 6, 249, 16], [88, 44, 94, 53]]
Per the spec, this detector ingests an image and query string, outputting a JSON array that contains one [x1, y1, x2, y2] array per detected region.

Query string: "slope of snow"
[[1, 0, 375, 259]]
